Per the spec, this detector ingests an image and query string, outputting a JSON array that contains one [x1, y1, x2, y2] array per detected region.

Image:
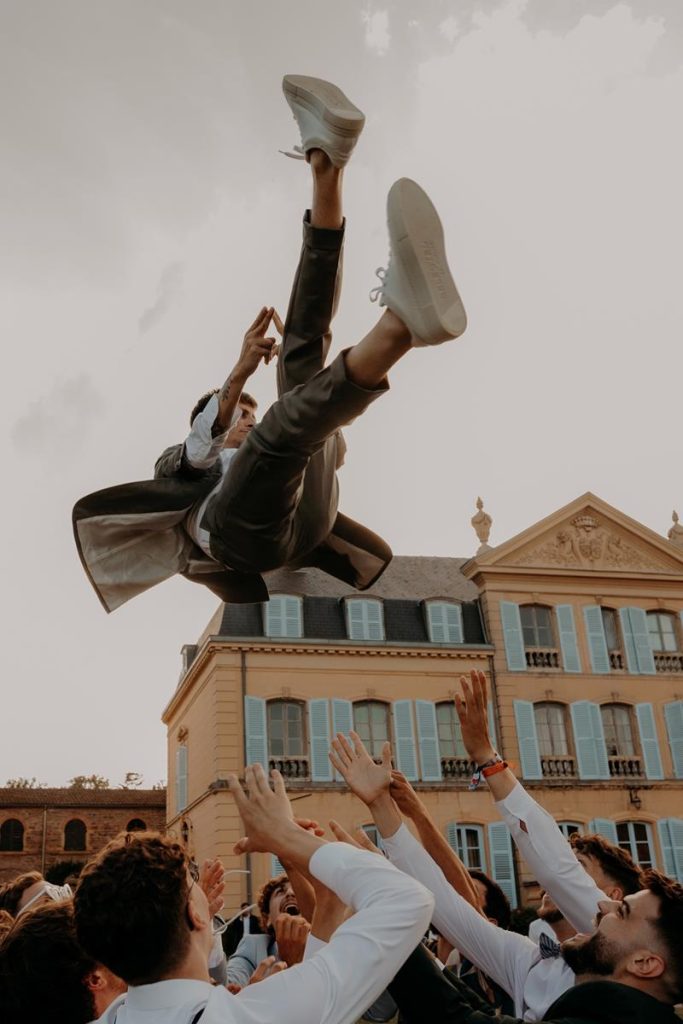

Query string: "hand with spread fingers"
[[199, 857, 225, 917], [329, 731, 392, 807], [454, 670, 496, 767], [236, 306, 278, 378]]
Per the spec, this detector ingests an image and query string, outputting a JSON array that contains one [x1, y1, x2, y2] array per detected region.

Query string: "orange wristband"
[[481, 760, 508, 779]]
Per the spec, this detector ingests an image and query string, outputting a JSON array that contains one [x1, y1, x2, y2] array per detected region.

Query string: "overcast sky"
[[2, 0, 681, 787]]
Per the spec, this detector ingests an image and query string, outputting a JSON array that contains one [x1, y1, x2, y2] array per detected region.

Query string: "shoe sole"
[[282, 75, 365, 139], [387, 178, 467, 344]]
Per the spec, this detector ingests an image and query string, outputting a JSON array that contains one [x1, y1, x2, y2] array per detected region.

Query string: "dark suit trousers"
[[203, 212, 388, 575]]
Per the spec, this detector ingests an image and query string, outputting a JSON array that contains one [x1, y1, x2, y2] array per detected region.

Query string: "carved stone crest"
[[512, 513, 665, 571]]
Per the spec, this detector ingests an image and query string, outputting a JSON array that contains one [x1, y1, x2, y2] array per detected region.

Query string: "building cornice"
[[162, 637, 494, 721]]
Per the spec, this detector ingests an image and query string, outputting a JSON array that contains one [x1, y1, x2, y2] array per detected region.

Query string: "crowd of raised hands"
[[2, 671, 683, 1024]]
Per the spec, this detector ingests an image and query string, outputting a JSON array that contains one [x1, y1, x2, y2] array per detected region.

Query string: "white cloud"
[[362, 9, 391, 55]]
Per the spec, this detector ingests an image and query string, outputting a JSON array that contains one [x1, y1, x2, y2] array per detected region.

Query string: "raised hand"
[[390, 770, 425, 819], [274, 912, 311, 966], [199, 857, 225, 917], [329, 731, 391, 807], [454, 670, 496, 766], [235, 307, 277, 377], [228, 765, 295, 855]]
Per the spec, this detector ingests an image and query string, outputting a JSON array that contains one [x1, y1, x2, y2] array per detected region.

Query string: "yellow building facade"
[[162, 493, 683, 914]]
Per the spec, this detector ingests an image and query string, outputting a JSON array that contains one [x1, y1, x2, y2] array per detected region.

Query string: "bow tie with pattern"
[[538, 933, 562, 959]]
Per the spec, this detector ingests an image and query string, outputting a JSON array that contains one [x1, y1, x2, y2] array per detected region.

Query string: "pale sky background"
[[2, 0, 682, 787]]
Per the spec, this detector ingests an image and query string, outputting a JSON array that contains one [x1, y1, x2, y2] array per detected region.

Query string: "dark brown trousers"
[[203, 213, 387, 575]]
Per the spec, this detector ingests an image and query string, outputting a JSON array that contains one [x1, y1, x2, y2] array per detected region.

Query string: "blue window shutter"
[[555, 605, 581, 673], [446, 823, 459, 851], [513, 701, 542, 779], [308, 700, 332, 782], [487, 823, 517, 908], [664, 701, 683, 778], [331, 699, 354, 781], [393, 701, 418, 780], [500, 602, 526, 671], [415, 700, 442, 781], [589, 818, 619, 844], [270, 853, 285, 877], [175, 746, 188, 814], [347, 600, 384, 641], [583, 606, 610, 674], [635, 703, 663, 779], [668, 820, 683, 882], [658, 820, 675, 876], [620, 608, 656, 674], [571, 701, 610, 780], [244, 696, 268, 769], [487, 701, 498, 750], [626, 608, 655, 674]]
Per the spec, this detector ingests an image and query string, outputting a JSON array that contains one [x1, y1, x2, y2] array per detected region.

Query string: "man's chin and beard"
[[537, 895, 565, 926], [562, 931, 620, 978]]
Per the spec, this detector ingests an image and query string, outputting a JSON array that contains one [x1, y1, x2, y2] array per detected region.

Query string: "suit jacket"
[[226, 933, 277, 989], [73, 441, 392, 613]]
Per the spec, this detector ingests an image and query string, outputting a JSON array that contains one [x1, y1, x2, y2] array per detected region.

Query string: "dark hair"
[[571, 833, 644, 896], [74, 831, 191, 985], [0, 901, 96, 1023], [257, 874, 288, 930], [240, 902, 249, 909], [643, 870, 683, 1001], [189, 388, 257, 426], [0, 871, 43, 917], [469, 869, 512, 930], [0, 909, 13, 945]]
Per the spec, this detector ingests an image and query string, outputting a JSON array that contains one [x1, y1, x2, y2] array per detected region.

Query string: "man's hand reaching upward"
[[214, 307, 277, 433], [329, 731, 391, 807]]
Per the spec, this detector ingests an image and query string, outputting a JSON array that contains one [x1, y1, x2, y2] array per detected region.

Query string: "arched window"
[[0, 818, 24, 852], [601, 705, 636, 757], [446, 824, 485, 871], [647, 612, 679, 652], [64, 819, 87, 852], [264, 595, 303, 638], [345, 599, 385, 642], [520, 605, 559, 668], [353, 701, 390, 759], [534, 704, 569, 757], [126, 818, 147, 832], [617, 821, 655, 868], [558, 822, 583, 839], [436, 702, 466, 758], [267, 700, 305, 758]]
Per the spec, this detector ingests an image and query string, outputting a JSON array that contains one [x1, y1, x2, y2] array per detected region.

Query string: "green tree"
[[4, 777, 48, 789], [67, 774, 110, 790]]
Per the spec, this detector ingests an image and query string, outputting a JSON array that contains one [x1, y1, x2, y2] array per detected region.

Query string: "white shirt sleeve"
[[184, 393, 233, 469], [382, 822, 538, 1008], [303, 934, 328, 960], [209, 842, 433, 1024], [497, 783, 606, 935]]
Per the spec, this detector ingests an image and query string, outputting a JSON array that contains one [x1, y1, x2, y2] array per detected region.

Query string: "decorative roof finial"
[[668, 510, 683, 550], [471, 497, 493, 555]]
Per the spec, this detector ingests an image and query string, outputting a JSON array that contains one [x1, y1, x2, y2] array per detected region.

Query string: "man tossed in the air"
[[73, 75, 467, 612]]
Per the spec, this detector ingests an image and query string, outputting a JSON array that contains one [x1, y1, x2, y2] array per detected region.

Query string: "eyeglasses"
[[18, 882, 72, 916]]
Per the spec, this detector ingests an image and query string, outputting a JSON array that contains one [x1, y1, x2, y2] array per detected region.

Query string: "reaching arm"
[[390, 770, 481, 911], [456, 671, 606, 936]]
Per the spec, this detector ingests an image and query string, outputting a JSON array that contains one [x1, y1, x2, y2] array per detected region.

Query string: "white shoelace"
[[369, 266, 388, 303], [278, 143, 306, 161]]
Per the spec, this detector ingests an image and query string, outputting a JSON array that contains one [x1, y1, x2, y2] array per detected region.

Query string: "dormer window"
[[426, 602, 463, 643], [345, 599, 384, 641], [264, 595, 303, 638]]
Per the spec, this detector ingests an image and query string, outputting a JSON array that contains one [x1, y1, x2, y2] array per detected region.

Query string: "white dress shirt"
[[497, 782, 607, 936], [95, 841, 433, 1024], [183, 393, 239, 557], [382, 822, 575, 1022]]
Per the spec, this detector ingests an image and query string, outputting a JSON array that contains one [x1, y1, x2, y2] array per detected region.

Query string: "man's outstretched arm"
[[456, 671, 606, 936], [212, 307, 277, 436], [390, 770, 481, 912]]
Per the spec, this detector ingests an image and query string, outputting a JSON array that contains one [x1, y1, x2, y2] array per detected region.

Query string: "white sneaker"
[[370, 178, 467, 346], [282, 75, 365, 168]]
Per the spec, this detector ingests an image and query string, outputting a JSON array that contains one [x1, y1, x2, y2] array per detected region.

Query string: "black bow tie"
[[539, 933, 562, 959]]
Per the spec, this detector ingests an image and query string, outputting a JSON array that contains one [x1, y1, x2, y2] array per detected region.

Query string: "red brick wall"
[[0, 804, 166, 883]]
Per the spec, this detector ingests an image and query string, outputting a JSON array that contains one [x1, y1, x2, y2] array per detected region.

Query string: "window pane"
[[602, 609, 619, 650], [355, 705, 369, 725]]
